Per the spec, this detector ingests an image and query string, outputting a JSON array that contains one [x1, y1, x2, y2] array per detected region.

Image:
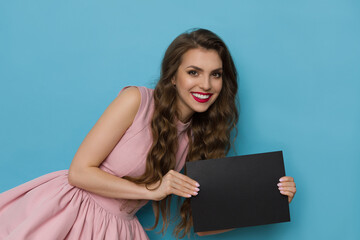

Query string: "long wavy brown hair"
[[123, 28, 239, 239]]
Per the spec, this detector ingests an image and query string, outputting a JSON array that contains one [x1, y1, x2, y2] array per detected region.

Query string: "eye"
[[212, 72, 222, 78], [188, 70, 198, 76]]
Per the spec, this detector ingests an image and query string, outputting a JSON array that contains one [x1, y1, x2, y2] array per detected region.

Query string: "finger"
[[171, 188, 193, 198], [169, 170, 200, 188], [170, 180, 199, 197], [171, 176, 199, 193], [162, 173, 197, 197], [165, 171, 199, 195], [277, 182, 296, 187], [174, 171, 200, 188], [279, 190, 295, 198], [279, 176, 294, 182], [278, 187, 296, 193]]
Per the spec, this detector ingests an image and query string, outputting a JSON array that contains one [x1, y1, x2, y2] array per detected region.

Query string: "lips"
[[191, 92, 213, 103]]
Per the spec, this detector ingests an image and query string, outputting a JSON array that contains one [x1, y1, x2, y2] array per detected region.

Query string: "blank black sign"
[[186, 151, 290, 232]]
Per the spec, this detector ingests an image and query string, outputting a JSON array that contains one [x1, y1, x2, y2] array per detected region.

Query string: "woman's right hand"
[[148, 170, 200, 201]]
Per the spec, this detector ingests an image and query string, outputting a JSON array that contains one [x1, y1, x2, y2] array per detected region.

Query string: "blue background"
[[1, 0, 359, 239]]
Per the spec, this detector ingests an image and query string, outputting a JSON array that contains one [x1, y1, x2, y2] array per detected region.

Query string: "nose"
[[199, 75, 211, 91]]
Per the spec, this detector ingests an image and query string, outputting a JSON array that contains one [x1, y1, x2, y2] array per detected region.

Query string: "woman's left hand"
[[278, 176, 296, 203]]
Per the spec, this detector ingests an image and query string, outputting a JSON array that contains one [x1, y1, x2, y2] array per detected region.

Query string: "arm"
[[68, 87, 151, 200], [68, 86, 200, 201]]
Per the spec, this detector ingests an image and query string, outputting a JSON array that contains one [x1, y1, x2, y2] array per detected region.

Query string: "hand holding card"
[[278, 176, 297, 203]]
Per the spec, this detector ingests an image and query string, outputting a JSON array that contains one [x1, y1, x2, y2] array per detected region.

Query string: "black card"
[[186, 151, 290, 232]]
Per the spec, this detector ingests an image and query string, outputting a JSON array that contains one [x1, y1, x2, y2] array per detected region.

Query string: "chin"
[[192, 105, 212, 113]]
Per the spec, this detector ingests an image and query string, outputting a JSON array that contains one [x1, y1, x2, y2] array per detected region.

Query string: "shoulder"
[[114, 86, 155, 125], [116, 86, 154, 102], [117, 86, 141, 99], [114, 86, 141, 115]]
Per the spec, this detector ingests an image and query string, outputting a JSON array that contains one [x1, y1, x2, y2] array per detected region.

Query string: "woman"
[[0, 28, 296, 239]]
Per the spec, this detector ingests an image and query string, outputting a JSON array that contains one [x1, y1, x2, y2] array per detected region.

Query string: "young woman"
[[0, 28, 296, 239]]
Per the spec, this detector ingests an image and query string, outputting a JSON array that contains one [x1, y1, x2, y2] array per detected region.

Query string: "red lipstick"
[[191, 92, 213, 103]]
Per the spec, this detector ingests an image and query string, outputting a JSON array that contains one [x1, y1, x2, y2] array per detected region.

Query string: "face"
[[171, 47, 223, 123]]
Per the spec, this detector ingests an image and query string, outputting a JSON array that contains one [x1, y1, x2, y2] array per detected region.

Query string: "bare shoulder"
[[68, 86, 142, 172], [117, 86, 141, 99], [98, 86, 142, 136], [114, 86, 141, 108], [110, 86, 141, 122]]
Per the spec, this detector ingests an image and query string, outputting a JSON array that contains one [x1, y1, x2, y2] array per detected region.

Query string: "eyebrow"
[[185, 65, 223, 72]]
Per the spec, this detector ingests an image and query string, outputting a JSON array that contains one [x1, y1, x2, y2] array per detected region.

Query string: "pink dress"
[[0, 86, 190, 240]]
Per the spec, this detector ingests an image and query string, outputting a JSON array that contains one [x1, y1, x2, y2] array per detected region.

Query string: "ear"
[[171, 76, 176, 85]]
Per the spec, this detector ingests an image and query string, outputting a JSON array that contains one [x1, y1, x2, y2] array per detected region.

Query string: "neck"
[[176, 113, 192, 124]]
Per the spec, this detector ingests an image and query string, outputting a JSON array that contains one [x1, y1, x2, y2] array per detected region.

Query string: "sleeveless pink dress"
[[0, 86, 191, 240]]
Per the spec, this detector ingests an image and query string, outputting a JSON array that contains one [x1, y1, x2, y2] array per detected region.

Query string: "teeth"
[[192, 93, 210, 99]]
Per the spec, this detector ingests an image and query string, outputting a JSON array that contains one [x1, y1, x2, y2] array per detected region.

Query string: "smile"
[[191, 92, 213, 103]]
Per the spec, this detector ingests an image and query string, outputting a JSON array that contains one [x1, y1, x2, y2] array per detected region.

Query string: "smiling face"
[[171, 47, 223, 123]]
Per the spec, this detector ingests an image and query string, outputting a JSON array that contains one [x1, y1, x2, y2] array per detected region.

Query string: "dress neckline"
[[176, 118, 192, 132]]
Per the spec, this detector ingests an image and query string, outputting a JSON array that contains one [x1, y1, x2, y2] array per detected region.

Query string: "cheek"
[[216, 80, 223, 93], [177, 75, 192, 89]]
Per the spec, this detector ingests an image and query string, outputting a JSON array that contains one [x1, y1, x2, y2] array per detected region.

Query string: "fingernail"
[[280, 191, 285, 194], [279, 178, 284, 182], [279, 187, 284, 190], [277, 183, 282, 186], [193, 192, 198, 195], [187, 194, 192, 198], [196, 182, 200, 187], [195, 187, 200, 191]]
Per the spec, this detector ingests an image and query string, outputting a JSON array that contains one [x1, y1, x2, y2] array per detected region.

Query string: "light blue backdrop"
[[0, 0, 359, 239]]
